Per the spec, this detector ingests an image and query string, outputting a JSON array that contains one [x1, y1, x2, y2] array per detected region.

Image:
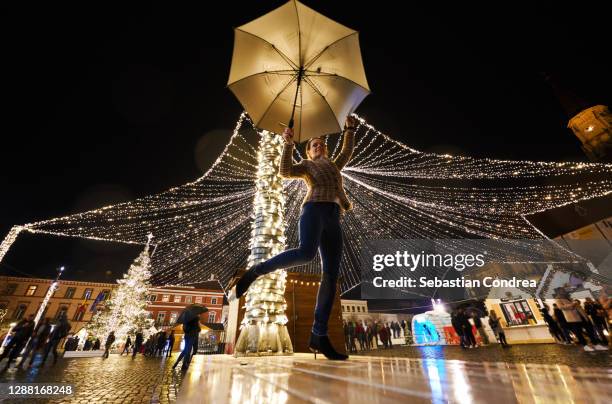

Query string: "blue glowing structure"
[[413, 316, 441, 345]]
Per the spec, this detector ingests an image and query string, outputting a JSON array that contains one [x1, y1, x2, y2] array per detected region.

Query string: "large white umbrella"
[[228, 0, 370, 142]]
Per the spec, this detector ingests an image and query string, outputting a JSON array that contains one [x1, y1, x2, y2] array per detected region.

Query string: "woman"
[[488, 310, 509, 347], [228, 115, 358, 360]]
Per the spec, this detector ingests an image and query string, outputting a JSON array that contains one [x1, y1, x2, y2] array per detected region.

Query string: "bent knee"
[[297, 247, 318, 262]]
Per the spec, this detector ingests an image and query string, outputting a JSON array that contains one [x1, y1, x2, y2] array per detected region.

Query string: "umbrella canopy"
[[228, 0, 370, 142], [177, 304, 208, 325]]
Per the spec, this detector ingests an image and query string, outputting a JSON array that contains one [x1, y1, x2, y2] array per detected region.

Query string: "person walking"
[[457, 309, 476, 348], [573, 299, 608, 350], [0, 315, 35, 371], [103, 331, 115, 358], [166, 331, 175, 357], [584, 297, 609, 345], [121, 336, 132, 355], [156, 331, 167, 357], [552, 303, 573, 344], [19, 317, 52, 369], [227, 116, 359, 360], [472, 313, 489, 345], [451, 310, 466, 348], [173, 309, 204, 371], [39, 314, 71, 367], [541, 304, 564, 343], [488, 310, 509, 347], [558, 299, 606, 351], [132, 331, 144, 359]]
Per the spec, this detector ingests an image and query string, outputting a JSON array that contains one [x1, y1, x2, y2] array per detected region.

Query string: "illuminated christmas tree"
[[88, 239, 154, 345], [232, 130, 293, 355]]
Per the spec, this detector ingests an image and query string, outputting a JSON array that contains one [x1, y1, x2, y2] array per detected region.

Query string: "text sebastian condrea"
[[372, 277, 537, 288]]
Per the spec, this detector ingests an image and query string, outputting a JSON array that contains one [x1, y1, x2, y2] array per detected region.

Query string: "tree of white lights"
[[230, 130, 293, 355], [87, 240, 155, 345], [1, 112, 612, 348]]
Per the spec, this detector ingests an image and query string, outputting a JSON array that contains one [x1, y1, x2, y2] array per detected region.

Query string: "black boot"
[[227, 265, 261, 302], [308, 333, 348, 360]]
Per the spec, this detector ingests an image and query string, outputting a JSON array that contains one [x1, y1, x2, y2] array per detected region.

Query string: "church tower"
[[545, 73, 612, 162]]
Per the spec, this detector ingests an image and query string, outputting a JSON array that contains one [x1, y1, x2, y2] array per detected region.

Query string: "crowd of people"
[[450, 308, 494, 349], [343, 320, 409, 353], [0, 313, 71, 371], [2, 297, 609, 371], [541, 298, 609, 351], [0, 305, 202, 372]]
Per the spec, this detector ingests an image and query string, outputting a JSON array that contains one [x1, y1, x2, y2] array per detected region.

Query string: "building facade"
[[0, 276, 116, 335], [146, 282, 226, 330], [0, 277, 229, 338], [341, 299, 411, 325]]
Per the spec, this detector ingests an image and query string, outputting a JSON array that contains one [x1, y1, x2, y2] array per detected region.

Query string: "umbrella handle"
[[288, 68, 304, 130]]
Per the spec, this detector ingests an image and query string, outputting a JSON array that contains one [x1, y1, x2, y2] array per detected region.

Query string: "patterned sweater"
[[279, 130, 355, 212]]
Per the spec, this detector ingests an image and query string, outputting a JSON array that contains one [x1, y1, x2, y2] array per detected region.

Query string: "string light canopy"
[[1, 113, 611, 293]]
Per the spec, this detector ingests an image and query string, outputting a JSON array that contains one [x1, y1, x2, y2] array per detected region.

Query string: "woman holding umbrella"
[[229, 115, 358, 360], [226, 0, 370, 360]]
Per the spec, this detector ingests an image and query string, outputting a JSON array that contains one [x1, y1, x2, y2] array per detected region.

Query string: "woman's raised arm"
[[333, 116, 358, 170]]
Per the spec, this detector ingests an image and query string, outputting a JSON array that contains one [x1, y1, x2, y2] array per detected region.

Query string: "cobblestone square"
[[0, 354, 183, 403]]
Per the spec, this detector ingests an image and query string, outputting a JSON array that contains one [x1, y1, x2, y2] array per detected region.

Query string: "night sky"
[[1, 2, 611, 284]]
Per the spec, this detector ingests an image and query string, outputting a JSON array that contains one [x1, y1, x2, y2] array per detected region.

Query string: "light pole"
[[33, 265, 65, 327]]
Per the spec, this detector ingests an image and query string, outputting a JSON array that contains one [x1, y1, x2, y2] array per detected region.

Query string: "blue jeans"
[[178, 333, 198, 369], [256, 202, 343, 336]]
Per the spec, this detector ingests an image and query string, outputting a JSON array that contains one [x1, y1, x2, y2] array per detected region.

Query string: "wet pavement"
[[0, 354, 183, 403], [353, 343, 612, 367], [177, 353, 612, 403], [0, 348, 610, 403]]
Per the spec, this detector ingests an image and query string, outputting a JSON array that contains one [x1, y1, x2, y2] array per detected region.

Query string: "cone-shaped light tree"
[[88, 237, 155, 345], [233, 130, 293, 355]]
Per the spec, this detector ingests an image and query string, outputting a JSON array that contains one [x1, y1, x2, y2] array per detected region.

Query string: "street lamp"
[[33, 265, 65, 327]]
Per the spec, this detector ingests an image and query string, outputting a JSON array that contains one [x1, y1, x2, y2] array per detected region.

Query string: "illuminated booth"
[[411, 300, 457, 345]]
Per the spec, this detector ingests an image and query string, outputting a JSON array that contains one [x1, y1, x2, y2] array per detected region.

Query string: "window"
[[73, 304, 87, 321], [156, 312, 166, 326], [174, 295, 182, 303], [500, 300, 535, 326], [169, 312, 178, 324], [211, 297, 217, 305], [4, 283, 17, 295], [26, 285, 38, 296], [162, 295, 170, 302], [208, 312, 216, 323], [185, 296, 192, 304], [357, 306, 361, 312], [101, 290, 111, 300], [64, 287, 76, 299], [149, 295, 157, 302], [13, 304, 27, 320], [342, 305, 345, 312], [83, 288, 93, 300], [56, 305, 69, 320], [195, 296, 202, 303]]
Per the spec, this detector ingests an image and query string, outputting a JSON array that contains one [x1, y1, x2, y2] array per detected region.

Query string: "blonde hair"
[[305, 137, 328, 159]]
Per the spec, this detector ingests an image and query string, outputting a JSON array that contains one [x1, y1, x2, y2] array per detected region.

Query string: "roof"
[[184, 280, 224, 292]]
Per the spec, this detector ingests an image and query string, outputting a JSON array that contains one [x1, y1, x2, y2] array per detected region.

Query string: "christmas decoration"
[[0, 113, 611, 296], [87, 238, 155, 345], [233, 130, 293, 355]]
